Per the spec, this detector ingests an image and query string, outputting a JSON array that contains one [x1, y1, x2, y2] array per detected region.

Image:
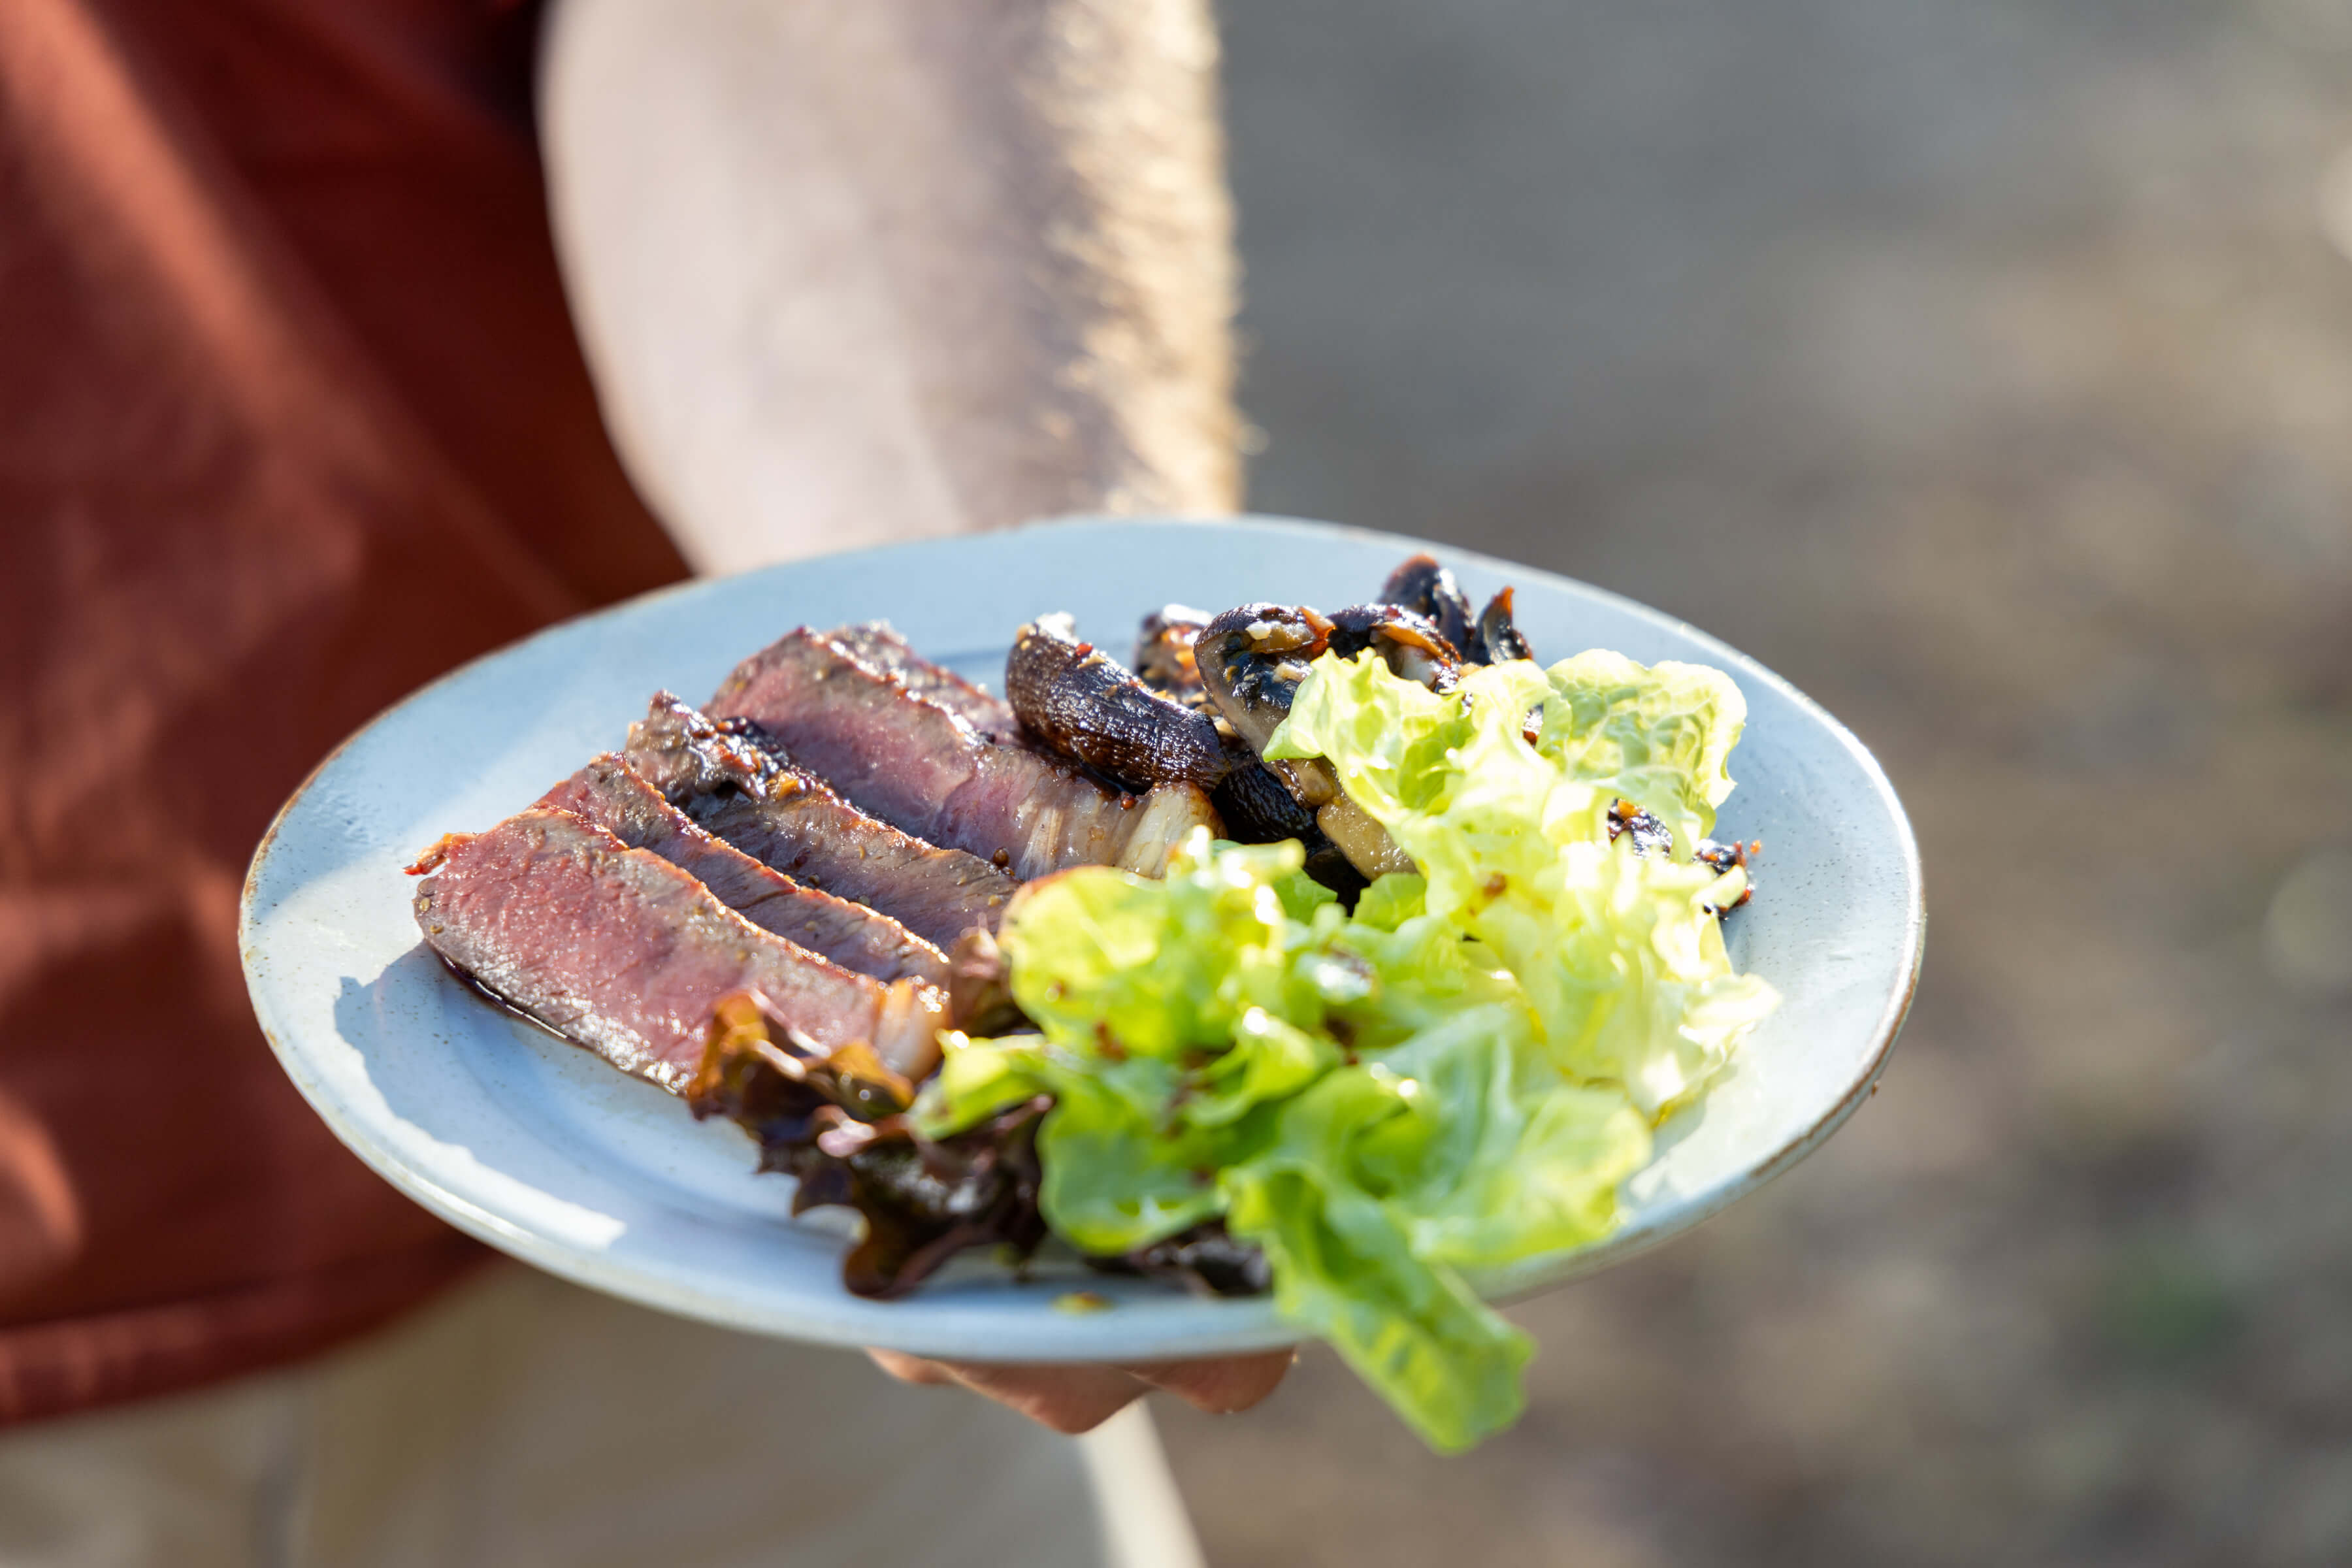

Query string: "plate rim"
[[239, 511, 1925, 1359]]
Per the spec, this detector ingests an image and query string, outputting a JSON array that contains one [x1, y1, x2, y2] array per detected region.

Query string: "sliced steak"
[[538, 755, 949, 989], [411, 809, 947, 1089], [707, 629, 1221, 879], [825, 622, 1017, 740], [627, 693, 1017, 949]]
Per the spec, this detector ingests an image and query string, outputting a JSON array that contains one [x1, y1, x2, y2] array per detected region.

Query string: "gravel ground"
[[1156, 3, 2352, 1563]]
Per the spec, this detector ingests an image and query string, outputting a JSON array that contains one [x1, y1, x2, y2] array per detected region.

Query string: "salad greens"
[[1271, 648, 1777, 1117], [916, 649, 1778, 1451]]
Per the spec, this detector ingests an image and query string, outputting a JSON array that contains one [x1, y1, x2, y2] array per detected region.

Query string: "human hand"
[[866, 1348, 1294, 1435]]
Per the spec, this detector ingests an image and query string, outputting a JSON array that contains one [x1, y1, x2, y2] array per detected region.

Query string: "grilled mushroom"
[[1210, 757, 1320, 843], [1377, 554, 1537, 665], [1327, 603, 1463, 691], [1475, 587, 1533, 664], [1132, 604, 1214, 704], [1005, 613, 1229, 792], [1377, 553, 1478, 656], [1197, 603, 1414, 881], [1196, 604, 1339, 806]]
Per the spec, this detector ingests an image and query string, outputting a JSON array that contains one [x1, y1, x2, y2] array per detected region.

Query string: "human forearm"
[[540, 0, 1239, 574]]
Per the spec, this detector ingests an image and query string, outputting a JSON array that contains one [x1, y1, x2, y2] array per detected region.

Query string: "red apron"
[[0, 0, 686, 1424]]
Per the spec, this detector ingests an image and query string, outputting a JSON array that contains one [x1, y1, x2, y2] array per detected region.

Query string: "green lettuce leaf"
[[913, 644, 1776, 1454], [1216, 1001, 1649, 1451], [1270, 651, 1778, 1115], [1535, 649, 1748, 847]]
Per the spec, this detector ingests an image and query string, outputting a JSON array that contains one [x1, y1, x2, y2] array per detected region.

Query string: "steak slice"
[[626, 693, 1016, 949], [410, 809, 947, 1090], [707, 629, 1222, 879], [825, 622, 1017, 740], [538, 755, 949, 989]]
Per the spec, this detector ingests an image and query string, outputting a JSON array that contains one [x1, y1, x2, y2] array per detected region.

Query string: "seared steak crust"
[[411, 808, 945, 1089], [825, 622, 1017, 740], [708, 629, 1220, 879], [538, 755, 950, 989], [627, 693, 1017, 949]]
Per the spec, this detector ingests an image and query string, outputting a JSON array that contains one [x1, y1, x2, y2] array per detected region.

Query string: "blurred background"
[[1153, 1, 2352, 1563]]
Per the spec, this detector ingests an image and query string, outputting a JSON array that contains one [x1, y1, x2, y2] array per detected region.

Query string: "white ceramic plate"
[[240, 515, 1922, 1362]]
